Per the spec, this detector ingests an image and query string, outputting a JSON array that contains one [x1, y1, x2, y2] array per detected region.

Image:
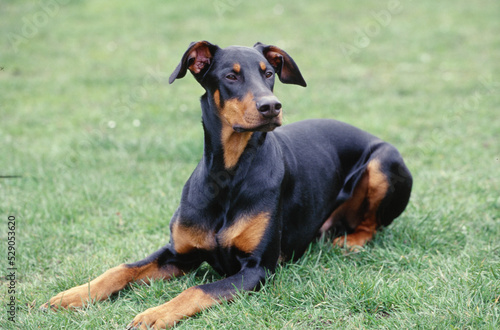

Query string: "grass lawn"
[[1, 0, 499, 328]]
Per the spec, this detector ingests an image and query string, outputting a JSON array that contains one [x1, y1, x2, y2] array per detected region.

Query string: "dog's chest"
[[171, 212, 270, 255]]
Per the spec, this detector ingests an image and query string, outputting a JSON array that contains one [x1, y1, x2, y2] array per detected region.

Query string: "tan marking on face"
[[172, 222, 216, 254], [321, 159, 389, 250], [128, 286, 221, 328], [215, 92, 260, 168], [259, 61, 266, 71], [233, 63, 241, 73], [276, 110, 283, 125], [214, 91, 281, 168], [219, 212, 271, 253], [219, 93, 261, 128]]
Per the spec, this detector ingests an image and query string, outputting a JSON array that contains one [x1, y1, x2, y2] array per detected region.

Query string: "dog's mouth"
[[233, 120, 281, 133]]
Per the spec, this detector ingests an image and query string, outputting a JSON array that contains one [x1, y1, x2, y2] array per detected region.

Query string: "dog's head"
[[169, 41, 306, 132]]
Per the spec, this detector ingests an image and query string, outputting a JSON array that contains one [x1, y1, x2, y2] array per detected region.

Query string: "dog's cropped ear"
[[169, 41, 220, 84], [254, 42, 307, 87]]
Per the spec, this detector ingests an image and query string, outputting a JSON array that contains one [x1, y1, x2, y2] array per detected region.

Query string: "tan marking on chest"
[[219, 212, 271, 253], [172, 222, 216, 254]]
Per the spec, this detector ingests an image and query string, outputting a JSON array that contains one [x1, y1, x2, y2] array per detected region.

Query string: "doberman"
[[42, 41, 412, 328]]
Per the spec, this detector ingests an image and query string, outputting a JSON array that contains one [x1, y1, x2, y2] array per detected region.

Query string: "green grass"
[[1, 0, 499, 328]]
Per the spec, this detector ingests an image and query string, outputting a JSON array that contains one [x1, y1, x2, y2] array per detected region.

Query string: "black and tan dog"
[[43, 41, 412, 328]]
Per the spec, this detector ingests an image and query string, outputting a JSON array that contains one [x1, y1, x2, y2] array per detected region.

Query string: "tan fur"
[[214, 90, 258, 168], [320, 159, 389, 249], [129, 287, 219, 329], [171, 221, 216, 254], [220, 212, 270, 253], [42, 262, 182, 310]]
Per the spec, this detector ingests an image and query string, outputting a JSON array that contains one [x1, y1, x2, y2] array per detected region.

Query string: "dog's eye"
[[226, 74, 238, 81], [265, 71, 274, 78]]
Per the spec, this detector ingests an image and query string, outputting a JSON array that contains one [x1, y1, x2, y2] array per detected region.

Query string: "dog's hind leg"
[[322, 151, 411, 250]]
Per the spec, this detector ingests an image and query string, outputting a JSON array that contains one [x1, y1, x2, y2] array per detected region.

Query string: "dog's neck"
[[199, 93, 266, 173]]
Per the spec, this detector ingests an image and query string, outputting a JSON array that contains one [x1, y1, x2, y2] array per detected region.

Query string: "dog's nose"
[[256, 96, 282, 118]]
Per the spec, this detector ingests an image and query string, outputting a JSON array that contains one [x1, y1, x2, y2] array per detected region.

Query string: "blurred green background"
[[1, 0, 499, 328]]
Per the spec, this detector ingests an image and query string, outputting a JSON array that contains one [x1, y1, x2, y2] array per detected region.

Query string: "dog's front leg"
[[42, 244, 191, 310], [127, 265, 267, 329]]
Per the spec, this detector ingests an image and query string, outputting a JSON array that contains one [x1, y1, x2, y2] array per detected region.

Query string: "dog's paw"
[[127, 305, 176, 330], [333, 236, 364, 253], [41, 264, 132, 311], [40, 283, 95, 310], [127, 287, 217, 329]]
